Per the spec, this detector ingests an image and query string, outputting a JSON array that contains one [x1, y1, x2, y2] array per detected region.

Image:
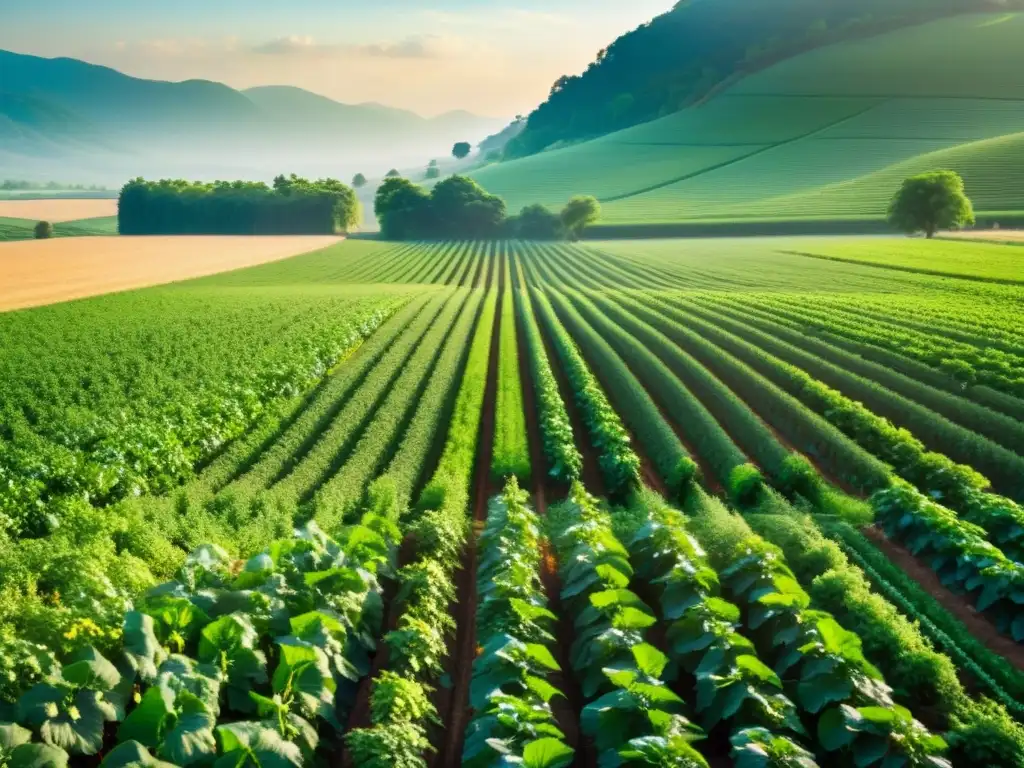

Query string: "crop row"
[[262, 292, 453, 511], [461, 479, 573, 767], [532, 279, 695, 497], [685, 295, 1024, 490], [524, 274, 642, 498], [490, 253, 531, 483], [686, 490, 1022, 767], [0, 291, 406, 538], [213, 293, 436, 509], [0, 498, 400, 768], [512, 262, 582, 484], [346, 280, 498, 764], [311, 289, 475, 528], [761, 293, 1024, 399], [639, 294, 1024, 561]]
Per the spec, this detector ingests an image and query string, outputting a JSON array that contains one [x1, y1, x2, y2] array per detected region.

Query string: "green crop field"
[[0, 215, 120, 240], [2, 234, 1023, 767], [467, 13, 1024, 226]]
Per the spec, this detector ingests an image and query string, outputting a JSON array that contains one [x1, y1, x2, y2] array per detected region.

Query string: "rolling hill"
[[468, 13, 1024, 225], [0, 50, 504, 185]]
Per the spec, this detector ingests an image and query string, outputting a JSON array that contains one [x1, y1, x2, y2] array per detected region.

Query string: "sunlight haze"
[[0, 0, 674, 116]]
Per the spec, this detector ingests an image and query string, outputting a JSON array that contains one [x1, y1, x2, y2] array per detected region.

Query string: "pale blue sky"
[[1, 1, 673, 116]]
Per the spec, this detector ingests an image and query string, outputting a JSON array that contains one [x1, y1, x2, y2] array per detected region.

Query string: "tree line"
[[374, 175, 600, 241], [118, 175, 361, 236]]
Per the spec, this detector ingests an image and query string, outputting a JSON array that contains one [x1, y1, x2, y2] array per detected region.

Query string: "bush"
[[514, 204, 564, 240], [33, 221, 53, 239]]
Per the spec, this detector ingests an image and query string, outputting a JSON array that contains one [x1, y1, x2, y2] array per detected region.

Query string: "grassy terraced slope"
[[467, 13, 1024, 225]]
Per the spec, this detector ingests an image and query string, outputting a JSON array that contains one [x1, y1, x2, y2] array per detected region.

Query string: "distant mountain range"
[[0, 50, 506, 185]]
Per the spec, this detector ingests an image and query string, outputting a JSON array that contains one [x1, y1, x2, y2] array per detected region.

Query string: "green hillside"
[[469, 13, 1024, 225]]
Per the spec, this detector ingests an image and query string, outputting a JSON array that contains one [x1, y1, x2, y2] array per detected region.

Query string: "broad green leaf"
[[61, 648, 121, 692], [8, 743, 69, 768], [522, 737, 574, 768], [123, 613, 168, 684], [118, 686, 174, 747], [632, 644, 668, 679], [100, 741, 177, 768], [0, 723, 32, 750]]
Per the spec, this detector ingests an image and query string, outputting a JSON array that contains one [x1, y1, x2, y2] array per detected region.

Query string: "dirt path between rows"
[[432, 249, 501, 768], [863, 526, 1024, 672], [0, 235, 342, 312]]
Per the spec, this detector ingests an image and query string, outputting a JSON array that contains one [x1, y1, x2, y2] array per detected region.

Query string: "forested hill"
[[506, 0, 1023, 159]]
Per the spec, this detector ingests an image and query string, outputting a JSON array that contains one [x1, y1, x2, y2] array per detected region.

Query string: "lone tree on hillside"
[[561, 195, 601, 240], [352, 173, 367, 189], [34, 220, 53, 239], [385, 169, 401, 178], [888, 170, 974, 238], [452, 141, 472, 160]]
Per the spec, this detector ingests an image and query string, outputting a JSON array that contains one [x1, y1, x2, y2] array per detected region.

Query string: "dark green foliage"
[[888, 170, 975, 237], [424, 166, 440, 180], [452, 141, 472, 160], [560, 196, 600, 241], [376, 175, 506, 240], [385, 169, 401, 178], [33, 220, 52, 239], [118, 175, 361, 235], [351, 173, 367, 188], [513, 204, 565, 240]]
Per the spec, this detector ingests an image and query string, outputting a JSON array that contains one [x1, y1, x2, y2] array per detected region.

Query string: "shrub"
[[33, 221, 53, 239]]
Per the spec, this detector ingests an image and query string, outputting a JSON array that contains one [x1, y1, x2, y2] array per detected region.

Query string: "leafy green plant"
[[818, 704, 951, 767], [731, 727, 819, 768]]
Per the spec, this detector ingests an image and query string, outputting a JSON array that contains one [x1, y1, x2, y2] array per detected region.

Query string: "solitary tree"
[[560, 196, 601, 240], [385, 169, 401, 178], [888, 170, 974, 238], [34, 220, 53, 239], [452, 142, 472, 160], [352, 173, 367, 189], [425, 166, 441, 180]]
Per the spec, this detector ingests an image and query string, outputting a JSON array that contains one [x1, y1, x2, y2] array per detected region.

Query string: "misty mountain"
[[0, 50, 506, 185]]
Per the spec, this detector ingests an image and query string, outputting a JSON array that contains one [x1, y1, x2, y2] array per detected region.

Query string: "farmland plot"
[[1, 236, 1023, 768]]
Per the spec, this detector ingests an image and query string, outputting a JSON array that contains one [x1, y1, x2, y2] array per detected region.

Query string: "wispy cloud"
[[249, 33, 473, 60]]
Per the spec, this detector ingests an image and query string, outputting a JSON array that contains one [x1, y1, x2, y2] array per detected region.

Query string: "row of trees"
[[118, 175, 362, 235], [374, 175, 600, 241]]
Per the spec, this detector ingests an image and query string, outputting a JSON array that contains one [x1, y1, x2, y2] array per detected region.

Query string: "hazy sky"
[[1, 1, 673, 117]]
